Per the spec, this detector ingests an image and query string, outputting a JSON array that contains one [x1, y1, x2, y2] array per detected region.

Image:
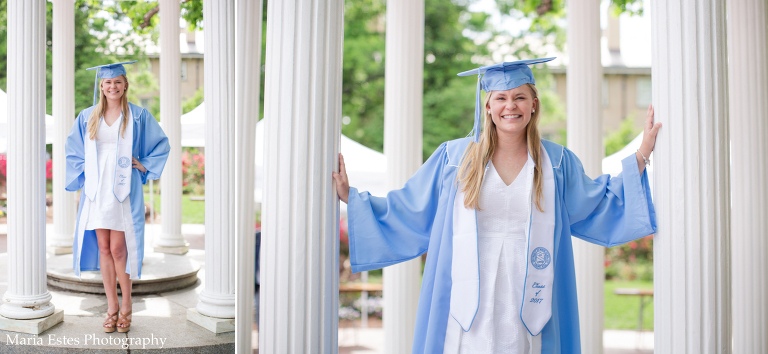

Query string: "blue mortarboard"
[[85, 60, 137, 105], [457, 57, 556, 142]]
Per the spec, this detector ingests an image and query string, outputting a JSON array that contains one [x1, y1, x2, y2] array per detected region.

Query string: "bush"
[[181, 148, 205, 195], [0, 154, 7, 188], [605, 235, 653, 281]]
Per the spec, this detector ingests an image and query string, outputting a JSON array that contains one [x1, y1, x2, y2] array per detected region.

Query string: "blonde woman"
[[65, 61, 170, 333], [333, 58, 661, 353]]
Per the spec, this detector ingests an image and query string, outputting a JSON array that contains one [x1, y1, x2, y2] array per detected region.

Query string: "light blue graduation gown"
[[347, 137, 657, 354], [65, 102, 170, 279]]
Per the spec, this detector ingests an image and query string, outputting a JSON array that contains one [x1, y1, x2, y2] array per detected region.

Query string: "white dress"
[[85, 116, 126, 231], [446, 160, 531, 354]]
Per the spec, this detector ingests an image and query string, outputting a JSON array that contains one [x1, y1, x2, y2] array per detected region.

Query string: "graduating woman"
[[333, 58, 661, 353], [65, 61, 170, 333]]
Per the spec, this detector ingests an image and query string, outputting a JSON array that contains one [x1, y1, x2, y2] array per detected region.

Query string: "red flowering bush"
[[605, 235, 653, 281], [46, 159, 53, 180], [182, 149, 205, 195], [339, 216, 349, 256], [0, 154, 6, 187]]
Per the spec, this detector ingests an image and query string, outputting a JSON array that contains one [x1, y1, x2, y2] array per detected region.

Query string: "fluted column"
[[651, 0, 731, 352], [259, 0, 343, 352], [50, 0, 76, 254], [566, 0, 603, 353], [234, 0, 263, 352], [0, 0, 55, 321], [382, 0, 424, 353], [156, 0, 188, 254], [195, 0, 236, 320], [727, 0, 767, 352]]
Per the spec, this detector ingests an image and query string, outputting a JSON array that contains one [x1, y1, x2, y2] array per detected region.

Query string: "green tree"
[[0, 1, 151, 117], [604, 116, 642, 156]]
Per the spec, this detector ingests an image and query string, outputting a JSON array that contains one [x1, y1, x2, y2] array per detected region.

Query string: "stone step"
[[0, 251, 235, 352], [46, 252, 200, 295]]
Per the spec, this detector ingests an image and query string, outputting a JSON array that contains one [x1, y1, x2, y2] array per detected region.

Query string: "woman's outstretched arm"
[[333, 143, 448, 273]]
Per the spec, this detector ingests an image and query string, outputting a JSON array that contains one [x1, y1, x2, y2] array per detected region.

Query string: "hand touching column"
[[636, 104, 662, 173], [332, 153, 350, 203]]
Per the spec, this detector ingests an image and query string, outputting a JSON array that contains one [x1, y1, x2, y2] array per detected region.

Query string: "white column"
[[50, 0, 76, 254], [259, 0, 343, 352], [651, 0, 731, 352], [234, 0, 263, 352], [727, 0, 768, 352], [382, 0, 424, 353], [156, 0, 188, 254], [0, 0, 55, 320], [566, 0, 603, 352], [195, 0, 236, 320]]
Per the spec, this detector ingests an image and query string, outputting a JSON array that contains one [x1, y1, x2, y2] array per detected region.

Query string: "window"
[[181, 61, 188, 81], [602, 77, 609, 107], [636, 77, 652, 108]]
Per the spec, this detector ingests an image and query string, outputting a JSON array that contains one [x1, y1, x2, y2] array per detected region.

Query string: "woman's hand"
[[132, 157, 147, 173], [332, 153, 350, 204], [636, 104, 662, 173]]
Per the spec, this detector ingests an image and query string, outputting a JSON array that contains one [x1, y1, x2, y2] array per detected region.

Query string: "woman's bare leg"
[[110, 230, 132, 327], [95, 229, 118, 328]]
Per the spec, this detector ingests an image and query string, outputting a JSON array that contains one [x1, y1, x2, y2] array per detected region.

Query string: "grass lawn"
[[143, 193, 205, 224], [604, 279, 654, 330]]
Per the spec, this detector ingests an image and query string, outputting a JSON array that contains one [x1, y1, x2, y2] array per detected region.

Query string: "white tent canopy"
[[178, 103, 388, 206], [0, 89, 55, 153], [601, 131, 654, 190]]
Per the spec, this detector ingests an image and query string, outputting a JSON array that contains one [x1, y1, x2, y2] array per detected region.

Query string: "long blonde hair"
[[87, 75, 130, 140], [456, 83, 544, 212]]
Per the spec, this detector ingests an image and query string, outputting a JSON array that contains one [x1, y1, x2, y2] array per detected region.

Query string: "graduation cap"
[[457, 57, 556, 142], [85, 60, 137, 106]]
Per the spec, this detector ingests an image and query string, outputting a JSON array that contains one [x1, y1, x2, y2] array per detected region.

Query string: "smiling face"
[[100, 75, 128, 102], [486, 85, 538, 138]]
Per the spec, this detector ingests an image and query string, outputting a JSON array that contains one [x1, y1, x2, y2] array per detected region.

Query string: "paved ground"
[[0, 224, 235, 353], [333, 327, 653, 353]]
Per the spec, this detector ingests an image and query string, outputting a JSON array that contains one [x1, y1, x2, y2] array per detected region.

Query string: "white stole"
[[449, 145, 555, 337], [83, 108, 133, 202]]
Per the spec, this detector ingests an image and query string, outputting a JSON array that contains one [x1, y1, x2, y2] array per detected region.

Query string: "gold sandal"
[[117, 310, 132, 333], [103, 311, 118, 333]]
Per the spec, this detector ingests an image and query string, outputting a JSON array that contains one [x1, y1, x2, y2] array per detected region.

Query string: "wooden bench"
[[339, 282, 382, 329], [613, 288, 653, 331], [339, 283, 382, 293]]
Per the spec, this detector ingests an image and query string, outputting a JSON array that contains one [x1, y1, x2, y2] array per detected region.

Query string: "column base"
[[47, 245, 73, 255], [187, 308, 234, 333], [0, 309, 63, 335], [154, 244, 190, 255]]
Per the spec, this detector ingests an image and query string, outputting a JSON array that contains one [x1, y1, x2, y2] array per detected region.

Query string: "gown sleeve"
[[347, 142, 448, 273], [563, 147, 657, 247], [64, 112, 87, 192], [138, 110, 170, 184]]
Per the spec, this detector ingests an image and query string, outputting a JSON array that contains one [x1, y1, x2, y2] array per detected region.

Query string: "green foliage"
[[604, 116, 642, 156], [144, 192, 205, 224], [605, 234, 653, 281], [611, 0, 644, 16], [341, 0, 647, 161], [342, 0, 496, 161], [183, 86, 205, 114], [0, 1, 151, 117]]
